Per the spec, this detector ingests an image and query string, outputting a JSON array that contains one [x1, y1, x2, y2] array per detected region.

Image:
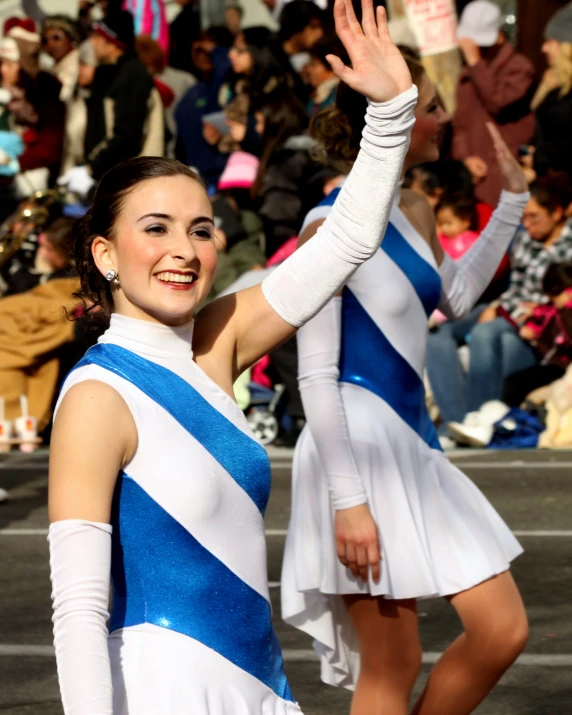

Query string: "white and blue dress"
[[57, 314, 302, 714], [281, 189, 523, 690]]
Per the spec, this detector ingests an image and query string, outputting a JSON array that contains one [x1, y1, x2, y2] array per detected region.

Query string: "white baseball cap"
[[457, 0, 502, 48]]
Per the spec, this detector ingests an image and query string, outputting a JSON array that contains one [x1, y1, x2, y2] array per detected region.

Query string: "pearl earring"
[[105, 269, 120, 286]]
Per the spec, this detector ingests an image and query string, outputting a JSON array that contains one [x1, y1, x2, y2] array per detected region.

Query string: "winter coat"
[[452, 43, 536, 206], [534, 86, 572, 183]]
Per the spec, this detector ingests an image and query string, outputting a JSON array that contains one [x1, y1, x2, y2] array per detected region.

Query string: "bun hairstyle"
[[310, 50, 427, 173], [72, 156, 203, 319]]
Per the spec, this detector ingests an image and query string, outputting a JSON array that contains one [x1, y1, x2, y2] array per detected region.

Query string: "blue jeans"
[[466, 317, 538, 412], [426, 305, 485, 431]]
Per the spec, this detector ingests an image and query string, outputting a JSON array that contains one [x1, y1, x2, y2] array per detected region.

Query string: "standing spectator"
[[124, 0, 169, 54], [452, 0, 535, 205], [174, 29, 232, 187], [278, 0, 325, 76], [135, 35, 196, 156], [532, 3, 572, 183], [41, 15, 81, 102], [0, 30, 65, 186], [169, 0, 202, 72], [59, 10, 160, 196]]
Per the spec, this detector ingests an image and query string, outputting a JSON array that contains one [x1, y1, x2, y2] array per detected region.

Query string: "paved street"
[[1, 447, 572, 714]]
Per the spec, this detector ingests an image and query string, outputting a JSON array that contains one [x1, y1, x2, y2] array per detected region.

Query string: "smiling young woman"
[[46, 1, 419, 713]]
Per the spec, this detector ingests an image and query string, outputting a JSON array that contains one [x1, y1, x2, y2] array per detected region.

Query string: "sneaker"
[[0, 487, 8, 503], [448, 421, 493, 448], [438, 435, 457, 450]]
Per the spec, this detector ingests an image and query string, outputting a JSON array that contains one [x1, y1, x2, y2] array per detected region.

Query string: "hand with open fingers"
[[327, 0, 412, 104], [335, 503, 381, 584], [486, 123, 528, 195]]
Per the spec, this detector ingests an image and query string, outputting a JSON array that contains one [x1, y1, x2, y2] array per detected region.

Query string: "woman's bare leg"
[[343, 595, 421, 715], [410, 571, 528, 715]]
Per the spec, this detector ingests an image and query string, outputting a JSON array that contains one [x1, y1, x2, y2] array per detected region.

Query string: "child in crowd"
[[436, 194, 480, 259]]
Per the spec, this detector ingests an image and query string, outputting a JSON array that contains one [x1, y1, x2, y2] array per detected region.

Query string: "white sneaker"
[[448, 422, 493, 448], [0, 487, 8, 503], [438, 435, 457, 450], [478, 400, 510, 426]]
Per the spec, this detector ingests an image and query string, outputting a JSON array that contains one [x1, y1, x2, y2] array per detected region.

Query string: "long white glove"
[[58, 165, 96, 199], [49, 520, 113, 715], [438, 190, 529, 319], [297, 298, 367, 510], [262, 86, 418, 327]]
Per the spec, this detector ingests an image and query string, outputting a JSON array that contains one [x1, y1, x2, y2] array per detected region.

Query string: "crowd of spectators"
[[2, 0, 572, 454]]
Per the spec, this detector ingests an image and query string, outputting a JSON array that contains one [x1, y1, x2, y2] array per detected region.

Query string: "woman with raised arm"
[[47, 1, 414, 713], [281, 30, 530, 715]]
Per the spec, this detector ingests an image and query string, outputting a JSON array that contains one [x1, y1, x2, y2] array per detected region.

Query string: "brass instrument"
[[0, 190, 62, 269]]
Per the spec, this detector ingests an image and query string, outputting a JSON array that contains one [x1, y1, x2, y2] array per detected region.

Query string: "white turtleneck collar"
[[100, 313, 194, 359]]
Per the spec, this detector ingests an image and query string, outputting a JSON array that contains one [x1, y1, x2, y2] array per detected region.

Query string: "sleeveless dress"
[[281, 189, 523, 690], [57, 314, 302, 714]]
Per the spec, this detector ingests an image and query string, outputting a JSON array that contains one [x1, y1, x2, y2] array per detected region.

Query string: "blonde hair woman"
[[531, 3, 572, 180]]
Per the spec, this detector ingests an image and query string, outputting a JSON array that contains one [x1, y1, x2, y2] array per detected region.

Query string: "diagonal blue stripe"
[[339, 288, 441, 451], [381, 223, 442, 317], [109, 473, 294, 702], [71, 344, 271, 514]]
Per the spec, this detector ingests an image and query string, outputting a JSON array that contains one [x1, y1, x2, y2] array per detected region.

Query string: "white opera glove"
[[438, 190, 529, 319], [49, 520, 113, 715], [298, 298, 367, 510], [58, 166, 95, 198], [262, 86, 418, 328]]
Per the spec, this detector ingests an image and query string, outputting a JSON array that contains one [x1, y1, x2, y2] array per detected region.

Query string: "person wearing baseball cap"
[[451, 0, 535, 205], [59, 10, 162, 196]]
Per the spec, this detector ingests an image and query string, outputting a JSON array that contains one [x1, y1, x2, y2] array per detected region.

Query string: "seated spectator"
[[135, 34, 196, 156], [248, 88, 320, 258], [41, 15, 81, 102], [436, 195, 480, 259], [503, 262, 572, 408], [304, 37, 340, 117], [174, 28, 232, 188], [0, 217, 79, 437], [60, 40, 97, 175], [452, 0, 535, 205], [0, 29, 65, 194], [532, 3, 572, 183], [59, 10, 162, 197], [431, 173, 572, 445], [278, 0, 325, 69], [403, 164, 443, 208]]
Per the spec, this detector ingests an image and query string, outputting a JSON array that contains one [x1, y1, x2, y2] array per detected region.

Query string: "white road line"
[[2, 528, 572, 537], [2, 644, 571, 666]]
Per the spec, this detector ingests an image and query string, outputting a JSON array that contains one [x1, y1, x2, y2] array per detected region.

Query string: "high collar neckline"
[[103, 313, 194, 358]]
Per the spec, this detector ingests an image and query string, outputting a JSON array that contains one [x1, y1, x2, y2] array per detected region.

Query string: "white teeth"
[[156, 272, 195, 284]]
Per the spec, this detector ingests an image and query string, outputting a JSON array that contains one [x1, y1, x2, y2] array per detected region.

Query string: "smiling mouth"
[[155, 271, 198, 285]]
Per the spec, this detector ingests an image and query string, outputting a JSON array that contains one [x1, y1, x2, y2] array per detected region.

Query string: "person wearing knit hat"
[[530, 3, 572, 183], [218, 151, 260, 191], [59, 9, 159, 194], [6, 20, 41, 79], [41, 15, 82, 102]]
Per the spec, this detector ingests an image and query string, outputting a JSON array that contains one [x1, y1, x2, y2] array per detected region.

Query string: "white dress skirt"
[[281, 194, 523, 690]]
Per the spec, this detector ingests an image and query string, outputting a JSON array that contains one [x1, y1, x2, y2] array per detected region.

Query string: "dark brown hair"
[[435, 195, 479, 232], [542, 262, 572, 296], [73, 156, 203, 318], [310, 52, 427, 173], [44, 216, 76, 261], [530, 172, 572, 215]]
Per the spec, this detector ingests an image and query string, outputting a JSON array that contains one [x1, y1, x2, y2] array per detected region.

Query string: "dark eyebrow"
[[191, 216, 215, 226], [137, 212, 173, 223]]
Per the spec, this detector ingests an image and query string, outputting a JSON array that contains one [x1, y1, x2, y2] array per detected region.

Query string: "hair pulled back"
[[73, 156, 203, 318], [310, 51, 427, 172], [530, 172, 572, 214]]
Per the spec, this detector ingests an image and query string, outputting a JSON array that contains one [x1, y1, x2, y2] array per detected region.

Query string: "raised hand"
[[327, 0, 412, 104], [486, 122, 528, 195]]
